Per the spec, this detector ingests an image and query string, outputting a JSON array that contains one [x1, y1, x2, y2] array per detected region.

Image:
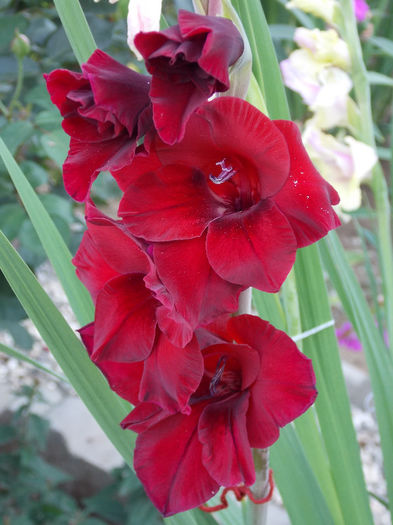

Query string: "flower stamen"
[[209, 159, 237, 184]]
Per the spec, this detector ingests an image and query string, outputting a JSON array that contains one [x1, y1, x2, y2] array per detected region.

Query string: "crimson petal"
[[273, 120, 341, 247], [153, 236, 242, 340], [119, 165, 225, 241], [79, 323, 143, 404], [121, 403, 167, 433], [84, 202, 150, 276], [73, 231, 119, 302], [92, 275, 158, 363], [206, 201, 297, 291], [63, 135, 134, 202], [81, 49, 151, 137], [134, 405, 219, 516], [139, 333, 203, 413], [199, 392, 255, 486], [227, 315, 317, 448], [154, 97, 290, 199]]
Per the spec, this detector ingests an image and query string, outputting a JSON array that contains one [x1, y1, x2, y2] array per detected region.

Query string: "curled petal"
[[206, 201, 297, 291], [273, 120, 340, 247]]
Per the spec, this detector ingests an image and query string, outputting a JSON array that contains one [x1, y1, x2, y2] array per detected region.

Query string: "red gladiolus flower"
[[119, 96, 340, 292], [74, 203, 242, 412], [134, 9, 244, 144], [44, 49, 152, 201], [124, 315, 317, 516]]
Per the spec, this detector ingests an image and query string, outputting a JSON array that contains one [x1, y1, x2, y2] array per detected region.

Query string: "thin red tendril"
[[199, 469, 274, 513]]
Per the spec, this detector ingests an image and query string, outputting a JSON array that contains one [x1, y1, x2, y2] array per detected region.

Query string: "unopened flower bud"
[[11, 32, 30, 60]]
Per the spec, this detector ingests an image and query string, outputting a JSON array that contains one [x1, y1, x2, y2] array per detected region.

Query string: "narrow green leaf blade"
[[295, 245, 374, 525], [231, 0, 290, 119], [271, 426, 334, 525], [53, 0, 97, 65], [0, 231, 133, 466], [0, 137, 94, 327], [0, 342, 67, 382], [320, 231, 393, 514]]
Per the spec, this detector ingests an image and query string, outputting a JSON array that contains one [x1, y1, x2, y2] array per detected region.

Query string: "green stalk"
[[338, 0, 393, 356], [8, 58, 24, 114]]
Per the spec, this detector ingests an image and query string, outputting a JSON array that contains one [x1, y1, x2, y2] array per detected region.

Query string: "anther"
[[209, 159, 237, 184], [209, 355, 227, 396]]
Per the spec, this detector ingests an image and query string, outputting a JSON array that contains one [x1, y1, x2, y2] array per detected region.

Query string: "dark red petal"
[[121, 403, 167, 433], [273, 120, 341, 247], [92, 275, 157, 363], [79, 322, 95, 355], [202, 342, 260, 391], [79, 322, 143, 404], [155, 305, 194, 348], [178, 10, 244, 88], [134, 404, 219, 516], [82, 49, 151, 137], [84, 201, 150, 276], [119, 165, 225, 241], [227, 315, 317, 448], [63, 135, 135, 202], [154, 97, 290, 199], [112, 147, 162, 191], [153, 236, 242, 337], [73, 231, 119, 302], [206, 201, 297, 292], [44, 69, 87, 116], [139, 333, 203, 414], [199, 392, 255, 486], [150, 75, 212, 145]]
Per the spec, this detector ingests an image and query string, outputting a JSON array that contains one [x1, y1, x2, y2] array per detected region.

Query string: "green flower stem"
[[0, 98, 10, 118], [238, 289, 270, 525], [338, 0, 393, 356], [251, 448, 270, 525], [8, 58, 24, 114]]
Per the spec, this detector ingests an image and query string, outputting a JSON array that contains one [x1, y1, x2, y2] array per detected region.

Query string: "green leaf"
[[367, 71, 393, 87], [295, 245, 374, 525], [0, 342, 67, 382], [0, 136, 93, 326], [320, 231, 393, 514], [53, 0, 97, 65], [0, 230, 133, 466], [271, 426, 334, 525], [231, 0, 290, 119], [269, 24, 296, 40], [369, 36, 393, 57]]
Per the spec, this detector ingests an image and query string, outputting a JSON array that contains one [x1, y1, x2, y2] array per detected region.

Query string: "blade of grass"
[[0, 342, 67, 383], [0, 230, 133, 466], [270, 426, 334, 525], [231, 0, 289, 118], [253, 285, 344, 525], [53, 0, 97, 65], [320, 231, 393, 514], [295, 245, 374, 525], [0, 137, 94, 327]]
